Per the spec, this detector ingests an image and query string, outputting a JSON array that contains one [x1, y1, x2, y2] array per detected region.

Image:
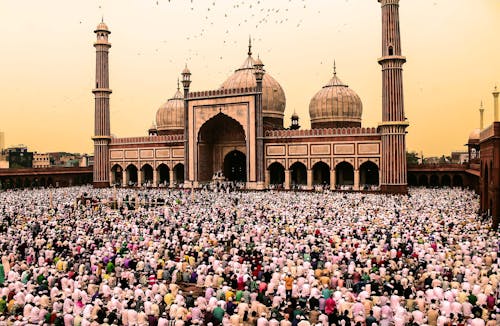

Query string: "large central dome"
[[220, 43, 286, 129]]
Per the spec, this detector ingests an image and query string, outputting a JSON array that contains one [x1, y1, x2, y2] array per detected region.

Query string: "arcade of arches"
[[265, 160, 380, 190], [110, 163, 184, 187]]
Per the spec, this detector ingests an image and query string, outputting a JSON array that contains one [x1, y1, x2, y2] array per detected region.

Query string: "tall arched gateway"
[[197, 113, 247, 182]]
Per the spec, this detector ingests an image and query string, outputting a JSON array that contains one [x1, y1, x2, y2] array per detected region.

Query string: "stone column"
[[169, 170, 175, 188], [330, 169, 336, 190], [122, 171, 127, 187], [110, 170, 115, 185], [354, 169, 360, 190], [307, 169, 313, 190], [153, 168, 158, 187], [137, 170, 142, 187], [285, 170, 291, 190], [265, 170, 270, 188]]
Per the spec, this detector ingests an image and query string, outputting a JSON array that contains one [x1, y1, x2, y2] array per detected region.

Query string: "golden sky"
[[1, 0, 499, 156]]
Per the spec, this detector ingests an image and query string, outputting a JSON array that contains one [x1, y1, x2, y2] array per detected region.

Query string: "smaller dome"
[[309, 68, 362, 129], [95, 21, 110, 33], [182, 64, 191, 75], [156, 84, 184, 134], [468, 128, 480, 142]]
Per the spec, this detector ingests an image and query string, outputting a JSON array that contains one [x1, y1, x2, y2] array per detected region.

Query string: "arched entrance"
[[111, 164, 123, 186], [335, 161, 354, 187], [312, 161, 330, 185], [223, 150, 246, 182], [418, 175, 428, 187], [197, 113, 246, 182], [268, 162, 285, 186], [174, 163, 184, 185], [158, 164, 170, 186], [452, 175, 463, 187], [441, 175, 451, 187], [359, 161, 379, 188], [141, 164, 154, 186], [290, 162, 307, 186], [408, 174, 418, 186], [430, 174, 439, 187], [126, 164, 138, 186]]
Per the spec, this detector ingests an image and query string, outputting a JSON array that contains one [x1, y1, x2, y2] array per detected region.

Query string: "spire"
[[177, 78, 180, 91], [333, 60, 337, 76], [479, 100, 485, 130], [248, 36, 252, 56]]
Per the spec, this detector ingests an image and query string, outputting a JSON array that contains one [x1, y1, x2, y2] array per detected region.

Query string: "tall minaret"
[[378, 0, 409, 194], [92, 20, 112, 188]]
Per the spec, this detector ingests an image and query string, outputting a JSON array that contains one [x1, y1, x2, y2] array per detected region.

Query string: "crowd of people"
[[0, 186, 498, 326]]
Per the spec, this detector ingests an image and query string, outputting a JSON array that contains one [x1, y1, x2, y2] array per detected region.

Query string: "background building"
[[33, 152, 50, 168]]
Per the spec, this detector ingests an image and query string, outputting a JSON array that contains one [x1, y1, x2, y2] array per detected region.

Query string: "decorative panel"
[[266, 145, 286, 156], [288, 145, 308, 156], [311, 144, 331, 155], [358, 143, 380, 155], [334, 144, 355, 155]]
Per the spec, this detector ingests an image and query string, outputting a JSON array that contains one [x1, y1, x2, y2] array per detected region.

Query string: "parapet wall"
[[265, 127, 379, 138], [188, 87, 258, 99], [110, 134, 183, 145]]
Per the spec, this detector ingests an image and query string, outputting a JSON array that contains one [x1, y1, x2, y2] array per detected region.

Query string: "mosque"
[[92, 0, 409, 193]]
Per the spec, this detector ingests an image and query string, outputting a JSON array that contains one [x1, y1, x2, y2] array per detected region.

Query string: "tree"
[[406, 151, 420, 165]]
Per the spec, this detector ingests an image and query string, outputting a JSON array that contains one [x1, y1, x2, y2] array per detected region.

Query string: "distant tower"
[[92, 20, 112, 188], [378, 0, 409, 193], [290, 111, 300, 130], [493, 86, 499, 122], [479, 101, 485, 130]]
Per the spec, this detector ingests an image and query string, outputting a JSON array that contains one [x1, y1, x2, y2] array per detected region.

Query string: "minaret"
[[377, 0, 409, 194], [493, 86, 499, 122], [479, 101, 485, 130], [92, 20, 112, 188], [181, 65, 192, 184], [253, 56, 265, 189]]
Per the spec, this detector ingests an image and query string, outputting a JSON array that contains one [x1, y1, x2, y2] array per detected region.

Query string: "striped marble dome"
[[309, 69, 363, 129]]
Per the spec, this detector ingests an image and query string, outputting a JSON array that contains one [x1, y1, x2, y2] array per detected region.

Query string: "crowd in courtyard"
[[0, 186, 498, 326]]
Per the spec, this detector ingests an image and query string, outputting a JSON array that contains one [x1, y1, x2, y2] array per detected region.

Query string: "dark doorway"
[[126, 165, 138, 186], [452, 175, 463, 187], [441, 175, 451, 187], [141, 164, 154, 185], [268, 162, 285, 185], [174, 164, 184, 185], [111, 164, 123, 186], [335, 161, 354, 186], [290, 162, 307, 185], [430, 174, 439, 187], [224, 150, 247, 182], [158, 164, 170, 186], [359, 161, 379, 187], [418, 175, 428, 187], [312, 161, 330, 185]]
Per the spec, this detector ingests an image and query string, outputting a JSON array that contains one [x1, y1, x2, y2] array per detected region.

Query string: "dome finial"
[[333, 60, 337, 76], [248, 35, 252, 56], [177, 78, 180, 91]]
